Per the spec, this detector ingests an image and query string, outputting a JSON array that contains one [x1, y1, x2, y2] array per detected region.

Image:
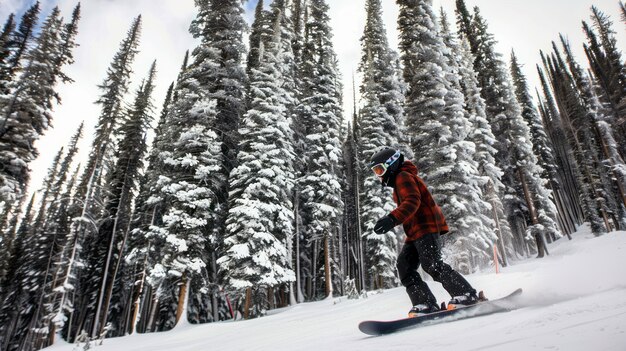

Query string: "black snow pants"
[[397, 233, 476, 307]]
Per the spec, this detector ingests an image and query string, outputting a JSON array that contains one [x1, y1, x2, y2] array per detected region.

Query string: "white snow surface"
[[48, 225, 626, 351]]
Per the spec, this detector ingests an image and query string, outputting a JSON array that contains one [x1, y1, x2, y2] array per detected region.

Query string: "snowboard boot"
[[407, 303, 440, 318], [447, 291, 487, 310]]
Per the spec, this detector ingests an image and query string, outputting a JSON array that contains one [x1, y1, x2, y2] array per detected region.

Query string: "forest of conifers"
[[0, 0, 625, 350]]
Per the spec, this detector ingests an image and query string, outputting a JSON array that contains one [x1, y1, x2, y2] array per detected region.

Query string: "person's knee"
[[422, 259, 450, 279], [399, 271, 419, 287], [396, 258, 410, 283]]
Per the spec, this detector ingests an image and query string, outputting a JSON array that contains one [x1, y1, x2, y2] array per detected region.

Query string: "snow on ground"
[[49, 226, 626, 351]]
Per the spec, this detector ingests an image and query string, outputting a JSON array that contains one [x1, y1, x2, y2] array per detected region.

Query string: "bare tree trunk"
[[100, 216, 132, 336], [146, 289, 159, 333], [487, 181, 508, 267], [324, 235, 332, 297], [294, 190, 303, 303], [518, 168, 546, 258], [130, 245, 150, 334], [211, 252, 219, 322], [175, 273, 188, 324], [243, 287, 252, 320]]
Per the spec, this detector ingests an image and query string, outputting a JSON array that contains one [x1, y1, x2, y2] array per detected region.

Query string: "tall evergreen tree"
[[203, 0, 248, 192], [74, 16, 141, 204], [442, 12, 514, 266], [542, 48, 609, 236], [457, 2, 561, 257], [0, 13, 16, 92], [145, 0, 246, 328], [35, 125, 83, 348], [536, 66, 583, 237], [0, 2, 40, 89], [125, 53, 192, 335], [298, 0, 344, 298], [0, 142, 64, 351], [95, 62, 157, 337], [66, 16, 141, 342], [0, 194, 35, 351], [583, 7, 626, 156], [220, 4, 297, 318], [246, 0, 272, 76], [0, 6, 77, 203], [358, 0, 406, 289], [510, 51, 564, 242], [560, 37, 626, 229], [511, 51, 559, 191], [397, 0, 493, 273]]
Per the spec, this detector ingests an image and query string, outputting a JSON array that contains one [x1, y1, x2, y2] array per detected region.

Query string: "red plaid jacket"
[[390, 161, 449, 242]]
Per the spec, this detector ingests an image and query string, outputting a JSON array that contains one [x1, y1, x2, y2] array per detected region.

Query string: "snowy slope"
[[49, 226, 626, 351]]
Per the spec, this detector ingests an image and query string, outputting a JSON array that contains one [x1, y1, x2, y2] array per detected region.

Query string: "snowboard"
[[358, 288, 522, 336]]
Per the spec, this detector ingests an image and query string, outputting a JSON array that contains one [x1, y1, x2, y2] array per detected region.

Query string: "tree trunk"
[[146, 290, 159, 332], [175, 274, 188, 324], [518, 168, 545, 258], [324, 235, 332, 297], [130, 246, 150, 334], [243, 287, 252, 320]]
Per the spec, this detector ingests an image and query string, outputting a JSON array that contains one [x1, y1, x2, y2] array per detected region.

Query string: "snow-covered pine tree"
[[95, 62, 157, 338], [123, 80, 175, 334], [541, 49, 609, 236], [145, 0, 243, 328], [73, 16, 141, 208], [0, 14, 16, 93], [559, 37, 626, 230], [299, 0, 344, 299], [0, 200, 22, 291], [0, 6, 77, 204], [219, 4, 297, 318], [124, 84, 172, 333], [457, 3, 561, 257], [583, 8, 626, 157], [269, 0, 300, 307], [442, 12, 514, 266], [0, 10, 81, 342], [34, 125, 83, 347], [396, 0, 493, 273], [357, 0, 407, 288], [20, 93, 82, 351], [510, 51, 563, 242], [125, 79, 177, 332], [291, 0, 314, 301], [164, 0, 248, 322], [0, 146, 64, 351], [246, 0, 272, 76], [0, 194, 35, 350], [203, 0, 247, 202], [64, 17, 141, 342], [511, 52, 558, 192], [535, 68, 582, 237], [126, 52, 191, 335], [341, 123, 367, 294], [0, 2, 40, 93]]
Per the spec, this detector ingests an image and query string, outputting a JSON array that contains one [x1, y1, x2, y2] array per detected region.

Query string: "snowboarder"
[[369, 147, 484, 317]]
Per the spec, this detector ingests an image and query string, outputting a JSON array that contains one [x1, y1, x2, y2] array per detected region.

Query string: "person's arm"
[[390, 172, 421, 224]]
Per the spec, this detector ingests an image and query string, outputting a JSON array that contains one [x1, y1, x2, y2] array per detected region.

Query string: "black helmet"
[[369, 147, 404, 185]]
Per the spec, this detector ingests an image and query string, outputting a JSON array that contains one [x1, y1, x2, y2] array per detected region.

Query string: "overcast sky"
[[0, 0, 624, 201]]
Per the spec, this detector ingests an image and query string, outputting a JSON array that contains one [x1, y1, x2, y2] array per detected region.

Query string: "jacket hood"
[[398, 160, 419, 176]]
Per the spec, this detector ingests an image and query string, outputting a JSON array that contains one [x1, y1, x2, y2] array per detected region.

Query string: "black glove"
[[374, 215, 397, 234]]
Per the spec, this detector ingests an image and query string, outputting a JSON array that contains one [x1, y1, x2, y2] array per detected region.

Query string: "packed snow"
[[48, 225, 626, 351]]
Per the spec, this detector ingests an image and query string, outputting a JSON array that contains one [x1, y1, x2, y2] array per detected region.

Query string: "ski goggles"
[[371, 150, 401, 177]]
